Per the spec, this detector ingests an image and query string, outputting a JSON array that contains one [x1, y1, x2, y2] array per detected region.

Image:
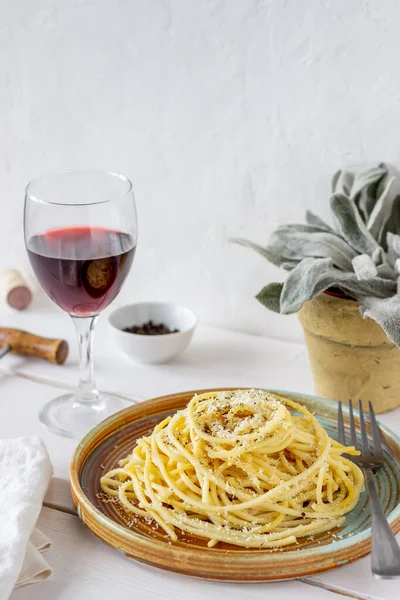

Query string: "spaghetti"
[[100, 390, 364, 548]]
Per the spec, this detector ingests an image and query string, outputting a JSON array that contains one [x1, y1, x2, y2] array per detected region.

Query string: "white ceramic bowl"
[[108, 302, 197, 364]]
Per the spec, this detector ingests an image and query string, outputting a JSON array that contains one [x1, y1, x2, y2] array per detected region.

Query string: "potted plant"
[[233, 163, 400, 413]]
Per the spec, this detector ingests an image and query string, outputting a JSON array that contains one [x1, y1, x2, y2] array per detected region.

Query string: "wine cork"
[[0, 269, 33, 310]]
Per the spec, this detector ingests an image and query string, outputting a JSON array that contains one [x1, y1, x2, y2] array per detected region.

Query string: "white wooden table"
[[2, 304, 400, 600]]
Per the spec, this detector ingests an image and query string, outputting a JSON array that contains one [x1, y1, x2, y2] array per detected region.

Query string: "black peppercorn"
[[123, 320, 179, 335]]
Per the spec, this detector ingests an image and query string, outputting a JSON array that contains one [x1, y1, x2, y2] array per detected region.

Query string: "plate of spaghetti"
[[70, 389, 400, 581]]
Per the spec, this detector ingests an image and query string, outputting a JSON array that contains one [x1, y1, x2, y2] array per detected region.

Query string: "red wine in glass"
[[27, 226, 136, 316], [24, 170, 137, 439]]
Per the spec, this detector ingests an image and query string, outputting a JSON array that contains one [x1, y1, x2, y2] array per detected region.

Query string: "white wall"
[[2, 0, 400, 340]]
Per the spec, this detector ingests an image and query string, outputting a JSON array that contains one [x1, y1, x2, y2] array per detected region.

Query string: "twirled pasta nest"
[[101, 389, 364, 548]]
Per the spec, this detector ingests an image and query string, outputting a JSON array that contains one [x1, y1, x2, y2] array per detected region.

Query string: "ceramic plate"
[[70, 389, 400, 581]]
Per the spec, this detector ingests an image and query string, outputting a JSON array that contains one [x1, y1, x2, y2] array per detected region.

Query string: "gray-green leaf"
[[379, 195, 400, 248], [256, 283, 283, 313], [273, 223, 332, 234], [352, 254, 378, 280], [353, 165, 387, 222], [268, 225, 356, 271], [331, 193, 379, 255], [280, 257, 395, 314], [280, 258, 334, 314], [331, 170, 342, 193], [230, 238, 284, 267], [333, 170, 355, 197], [386, 233, 400, 264], [367, 176, 396, 238], [281, 261, 299, 271], [358, 295, 400, 347], [351, 165, 387, 201], [305, 210, 332, 231], [376, 262, 397, 280]]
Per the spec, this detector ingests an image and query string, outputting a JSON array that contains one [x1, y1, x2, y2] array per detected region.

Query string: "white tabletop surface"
[[3, 303, 400, 600]]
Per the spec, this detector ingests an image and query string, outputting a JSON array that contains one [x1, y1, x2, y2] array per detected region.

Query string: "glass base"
[[39, 393, 131, 439]]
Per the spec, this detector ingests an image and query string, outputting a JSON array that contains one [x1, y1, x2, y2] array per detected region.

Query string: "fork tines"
[[337, 400, 383, 458]]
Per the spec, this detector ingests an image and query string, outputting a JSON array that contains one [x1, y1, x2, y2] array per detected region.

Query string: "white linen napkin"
[[15, 528, 52, 589], [0, 437, 53, 599]]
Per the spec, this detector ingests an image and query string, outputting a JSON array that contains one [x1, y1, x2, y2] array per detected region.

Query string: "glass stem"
[[71, 314, 100, 405]]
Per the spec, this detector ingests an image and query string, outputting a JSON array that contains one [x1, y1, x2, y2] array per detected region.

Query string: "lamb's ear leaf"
[[358, 295, 400, 347], [386, 195, 400, 234], [334, 170, 355, 196], [386, 232, 400, 264], [367, 176, 396, 238], [280, 258, 334, 314], [281, 261, 299, 271], [353, 165, 387, 222], [352, 255, 378, 280], [305, 210, 332, 231], [376, 262, 397, 280], [350, 165, 387, 201], [275, 223, 333, 234], [330, 193, 379, 255], [340, 276, 395, 298], [331, 170, 342, 193], [280, 257, 396, 315], [256, 283, 283, 313], [342, 172, 355, 197], [375, 162, 390, 202], [268, 226, 356, 271], [230, 238, 284, 267], [379, 195, 400, 248]]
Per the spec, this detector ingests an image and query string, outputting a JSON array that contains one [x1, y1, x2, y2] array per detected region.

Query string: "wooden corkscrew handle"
[[0, 327, 69, 364]]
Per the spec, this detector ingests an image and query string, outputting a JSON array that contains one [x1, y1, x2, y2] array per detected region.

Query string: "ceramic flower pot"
[[298, 293, 400, 413]]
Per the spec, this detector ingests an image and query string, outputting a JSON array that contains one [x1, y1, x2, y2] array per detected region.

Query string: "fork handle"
[[366, 469, 400, 578]]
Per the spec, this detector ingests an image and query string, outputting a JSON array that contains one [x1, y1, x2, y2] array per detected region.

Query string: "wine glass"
[[24, 170, 137, 439]]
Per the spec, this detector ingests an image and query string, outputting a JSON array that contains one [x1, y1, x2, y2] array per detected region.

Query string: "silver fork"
[[337, 399, 400, 578]]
